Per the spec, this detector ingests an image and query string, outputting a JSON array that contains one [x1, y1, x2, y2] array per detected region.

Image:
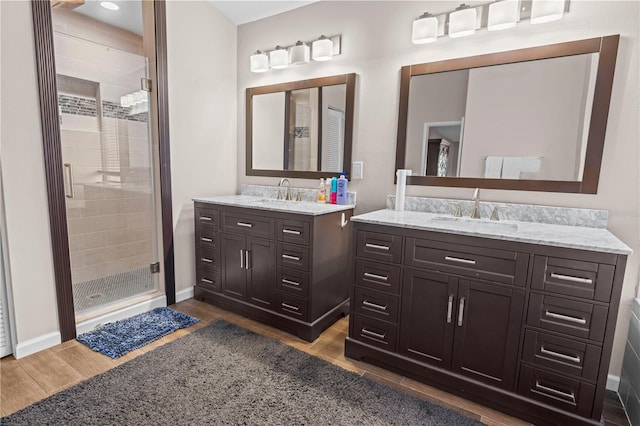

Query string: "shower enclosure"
[[52, 8, 161, 320]]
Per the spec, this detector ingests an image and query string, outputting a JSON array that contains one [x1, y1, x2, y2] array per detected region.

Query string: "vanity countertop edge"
[[193, 195, 355, 216], [351, 209, 632, 255]]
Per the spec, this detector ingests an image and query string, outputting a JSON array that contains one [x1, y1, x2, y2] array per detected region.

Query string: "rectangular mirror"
[[395, 36, 619, 193], [247, 73, 356, 179]]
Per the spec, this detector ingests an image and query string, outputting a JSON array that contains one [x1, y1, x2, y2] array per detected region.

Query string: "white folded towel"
[[502, 157, 522, 179], [484, 156, 503, 178]]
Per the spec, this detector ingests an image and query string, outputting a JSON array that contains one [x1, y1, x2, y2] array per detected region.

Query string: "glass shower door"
[[54, 32, 161, 319]]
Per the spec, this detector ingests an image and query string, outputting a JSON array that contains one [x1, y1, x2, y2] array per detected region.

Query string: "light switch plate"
[[352, 161, 363, 180]]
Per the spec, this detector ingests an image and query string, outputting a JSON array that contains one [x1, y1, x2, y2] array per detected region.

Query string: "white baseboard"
[[607, 374, 620, 391], [175, 286, 194, 303], [14, 331, 61, 359], [75, 295, 167, 335]]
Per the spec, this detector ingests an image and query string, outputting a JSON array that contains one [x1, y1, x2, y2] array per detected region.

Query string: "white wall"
[[252, 92, 285, 170], [237, 1, 640, 380], [0, 1, 61, 351], [166, 2, 237, 295]]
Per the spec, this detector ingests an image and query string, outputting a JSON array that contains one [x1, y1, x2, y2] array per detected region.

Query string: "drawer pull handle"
[[283, 229, 301, 235], [200, 237, 213, 243], [282, 254, 301, 261], [240, 249, 244, 269], [363, 272, 388, 282], [447, 294, 454, 324], [245, 250, 250, 270], [362, 300, 387, 311], [200, 278, 214, 284], [445, 256, 476, 265], [282, 303, 300, 312], [550, 273, 593, 285], [540, 346, 582, 364], [458, 297, 465, 327], [534, 381, 576, 403], [282, 278, 300, 287], [545, 310, 587, 325], [365, 243, 390, 251], [201, 258, 214, 263], [361, 328, 386, 341], [200, 216, 213, 221], [237, 222, 253, 228]]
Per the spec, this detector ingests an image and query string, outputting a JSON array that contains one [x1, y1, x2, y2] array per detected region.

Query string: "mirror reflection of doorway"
[[421, 120, 464, 177]]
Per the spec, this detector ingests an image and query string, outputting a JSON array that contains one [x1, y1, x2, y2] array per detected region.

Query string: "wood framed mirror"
[[395, 35, 619, 193], [246, 73, 356, 180]]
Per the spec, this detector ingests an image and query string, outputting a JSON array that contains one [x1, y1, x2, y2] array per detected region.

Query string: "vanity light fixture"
[[531, 0, 566, 24], [412, 12, 439, 44], [269, 46, 289, 69], [311, 35, 333, 61], [448, 4, 477, 38], [488, 0, 520, 31], [289, 41, 310, 65], [100, 1, 119, 11], [409, 0, 569, 44], [250, 50, 269, 73], [249, 35, 341, 73]]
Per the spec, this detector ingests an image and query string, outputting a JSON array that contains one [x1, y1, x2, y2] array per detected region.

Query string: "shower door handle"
[[64, 163, 75, 199]]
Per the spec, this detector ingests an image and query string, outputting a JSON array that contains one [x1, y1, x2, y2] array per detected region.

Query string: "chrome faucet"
[[278, 178, 292, 201], [470, 188, 480, 219]]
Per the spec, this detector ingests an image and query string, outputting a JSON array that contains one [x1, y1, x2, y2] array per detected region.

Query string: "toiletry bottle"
[[317, 178, 326, 203], [330, 177, 338, 204], [337, 175, 348, 205], [325, 179, 332, 203]]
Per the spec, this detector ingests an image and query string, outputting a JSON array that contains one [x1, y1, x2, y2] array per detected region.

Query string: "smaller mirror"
[[247, 74, 356, 179]]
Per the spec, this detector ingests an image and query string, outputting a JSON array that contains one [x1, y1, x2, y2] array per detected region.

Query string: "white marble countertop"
[[351, 209, 632, 255], [193, 195, 355, 216]]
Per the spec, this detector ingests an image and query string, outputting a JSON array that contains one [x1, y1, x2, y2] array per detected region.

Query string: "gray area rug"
[[1, 320, 482, 425]]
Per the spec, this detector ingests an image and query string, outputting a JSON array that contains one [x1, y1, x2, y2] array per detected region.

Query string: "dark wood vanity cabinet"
[[194, 201, 353, 342], [346, 222, 627, 426]]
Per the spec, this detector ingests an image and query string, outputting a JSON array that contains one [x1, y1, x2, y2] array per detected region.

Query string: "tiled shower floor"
[[72, 266, 155, 313]]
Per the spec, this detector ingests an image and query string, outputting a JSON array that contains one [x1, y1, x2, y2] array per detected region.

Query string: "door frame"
[[30, 0, 175, 342]]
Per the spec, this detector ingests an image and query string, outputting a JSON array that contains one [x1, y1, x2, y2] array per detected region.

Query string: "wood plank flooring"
[[0, 299, 630, 425]]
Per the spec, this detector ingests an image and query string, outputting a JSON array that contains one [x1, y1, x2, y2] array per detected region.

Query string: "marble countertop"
[[193, 195, 355, 216], [351, 209, 632, 255]]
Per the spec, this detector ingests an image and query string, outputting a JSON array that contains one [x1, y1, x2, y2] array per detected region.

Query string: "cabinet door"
[[452, 279, 525, 390], [399, 268, 458, 369], [221, 233, 246, 300], [246, 238, 276, 308]]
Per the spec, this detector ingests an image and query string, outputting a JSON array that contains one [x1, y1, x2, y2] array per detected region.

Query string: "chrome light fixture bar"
[[250, 35, 341, 73], [411, 0, 570, 44]]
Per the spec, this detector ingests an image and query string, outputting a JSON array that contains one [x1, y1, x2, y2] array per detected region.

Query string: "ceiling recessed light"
[[100, 2, 120, 11]]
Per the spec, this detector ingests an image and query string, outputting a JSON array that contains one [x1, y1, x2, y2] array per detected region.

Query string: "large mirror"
[[395, 35, 619, 193], [247, 73, 356, 179]]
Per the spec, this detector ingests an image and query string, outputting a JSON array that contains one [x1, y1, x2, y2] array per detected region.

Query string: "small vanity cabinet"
[[345, 218, 628, 426], [194, 200, 353, 341]]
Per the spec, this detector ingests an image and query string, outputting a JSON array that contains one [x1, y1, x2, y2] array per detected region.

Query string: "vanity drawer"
[[222, 211, 273, 239], [195, 205, 219, 230], [198, 248, 220, 272], [277, 219, 310, 246], [196, 226, 218, 251], [355, 259, 402, 294], [196, 268, 220, 292], [406, 237, 528, 286], [277, 292, 309, 322], [522, 329, 602, 382], [527, 293, 608, 342], [356, 231, 403, 264], [351, 313, 398, 352], [277, 267, 309, 298], [353, 286, 400, 324], [532, 255, 615, 302], [518, 365, 596, 418], [277, 244, 309, 272]]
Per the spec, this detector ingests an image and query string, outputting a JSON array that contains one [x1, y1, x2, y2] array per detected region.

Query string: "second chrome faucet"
[[470, 188, 480, 219]]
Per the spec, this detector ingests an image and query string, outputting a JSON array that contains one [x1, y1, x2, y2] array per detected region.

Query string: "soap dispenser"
[[337, 175, 348, 205], [317, 178, 326, 202]]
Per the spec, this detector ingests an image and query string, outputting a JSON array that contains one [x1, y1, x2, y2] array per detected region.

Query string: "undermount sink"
[[428, 216, 518, 233]]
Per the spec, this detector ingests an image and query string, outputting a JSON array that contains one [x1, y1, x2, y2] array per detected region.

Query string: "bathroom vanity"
[[193, 194, 354, 341], [345, 202, 630, 426]]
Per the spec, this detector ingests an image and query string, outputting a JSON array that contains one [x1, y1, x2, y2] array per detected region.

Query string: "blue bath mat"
[[77, 307, 199, 358]]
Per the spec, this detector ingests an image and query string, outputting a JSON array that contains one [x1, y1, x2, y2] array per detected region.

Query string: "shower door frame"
[[31, 0, 175, 342]]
